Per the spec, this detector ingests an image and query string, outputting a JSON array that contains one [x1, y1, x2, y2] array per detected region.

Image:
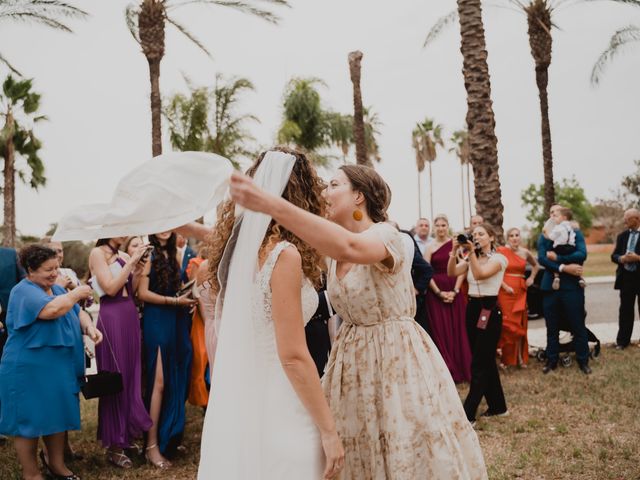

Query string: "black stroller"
[[533, 311, 601, 367]]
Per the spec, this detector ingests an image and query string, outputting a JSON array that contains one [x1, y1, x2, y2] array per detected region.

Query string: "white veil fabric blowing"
[[52, 151, 233, 241], [198, 151, 296, 479]]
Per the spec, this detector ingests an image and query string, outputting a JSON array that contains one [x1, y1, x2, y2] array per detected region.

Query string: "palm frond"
[[423, 9, 458, 47], [166, 15, 212, 57], [169, 0, 288, 24], [0, 0, 88, 31], [591, 25, 640, 85], [124, 3, 140, 44], [0, 51, 22, 76]]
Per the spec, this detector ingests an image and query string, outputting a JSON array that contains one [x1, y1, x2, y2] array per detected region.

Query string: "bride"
[[197, 149, 344, 479]]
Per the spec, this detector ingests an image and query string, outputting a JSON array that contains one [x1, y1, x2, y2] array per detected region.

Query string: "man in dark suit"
[[0, 247, 24, 445], [611, 208, 640, 349], [0, 247, 25, 360], [400, 229, 434, 334], [537, 206, 591, 374]]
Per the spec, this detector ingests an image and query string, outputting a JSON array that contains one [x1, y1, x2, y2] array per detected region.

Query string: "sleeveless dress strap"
[[260, 241, 293, 279]]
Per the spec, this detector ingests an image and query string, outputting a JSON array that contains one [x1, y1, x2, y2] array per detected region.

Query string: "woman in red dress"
[[497, 228, 540, 368]]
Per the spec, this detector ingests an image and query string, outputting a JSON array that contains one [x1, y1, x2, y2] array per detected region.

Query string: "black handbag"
[[81, 370, 123, 399], [81, 314, 124, 400]]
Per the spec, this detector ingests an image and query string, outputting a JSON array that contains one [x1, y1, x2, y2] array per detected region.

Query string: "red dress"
[[497, 247, 529, 366]]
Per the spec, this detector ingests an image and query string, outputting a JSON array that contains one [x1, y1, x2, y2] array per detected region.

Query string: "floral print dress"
[[322, 223, 487, 480]]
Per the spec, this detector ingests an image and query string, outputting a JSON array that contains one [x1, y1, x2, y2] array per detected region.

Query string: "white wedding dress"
[[198, 241, 324, 479]]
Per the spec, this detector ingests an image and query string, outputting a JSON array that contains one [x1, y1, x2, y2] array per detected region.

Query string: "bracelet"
[[454, 288, 460, 294]]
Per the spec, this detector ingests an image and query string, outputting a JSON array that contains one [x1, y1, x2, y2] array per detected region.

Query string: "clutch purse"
[[81, 371, 123, 399], [81, 313, 123, 399]]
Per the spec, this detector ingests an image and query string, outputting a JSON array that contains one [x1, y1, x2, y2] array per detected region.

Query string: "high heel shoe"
[[39, 450, 81, 480], [145, 443, 171, 469]]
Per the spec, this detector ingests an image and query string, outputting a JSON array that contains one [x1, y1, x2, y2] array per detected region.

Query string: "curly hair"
[[19, 244, 57, 273], [207, 147, 326, 296], [149, 233, 181, 293]]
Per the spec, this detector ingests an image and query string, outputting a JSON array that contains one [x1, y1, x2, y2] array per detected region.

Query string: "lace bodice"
[[254, 241, 318, 327]]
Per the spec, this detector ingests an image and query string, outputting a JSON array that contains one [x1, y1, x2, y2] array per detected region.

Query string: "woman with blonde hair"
[[497, 228, 539, 368], [424, 214, 471, 383]]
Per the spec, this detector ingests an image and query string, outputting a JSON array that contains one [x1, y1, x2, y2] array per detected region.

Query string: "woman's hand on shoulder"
[[321, 430, 344, 480]]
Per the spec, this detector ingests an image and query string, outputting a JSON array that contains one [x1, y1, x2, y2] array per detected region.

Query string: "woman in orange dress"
[[186, 254, 209, 407], [497, 228, 539, 368]]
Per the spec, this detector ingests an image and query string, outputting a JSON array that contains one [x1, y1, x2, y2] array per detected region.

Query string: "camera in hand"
[[457, 232, 481, 256], [457, 233, 474, 245]]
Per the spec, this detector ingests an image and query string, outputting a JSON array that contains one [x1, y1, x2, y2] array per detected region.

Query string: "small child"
[[547, 207, 586, 290]]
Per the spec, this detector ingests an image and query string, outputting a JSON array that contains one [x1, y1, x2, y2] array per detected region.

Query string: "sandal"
[[145, 444, 171, 469], [107, 450, 133, 469]]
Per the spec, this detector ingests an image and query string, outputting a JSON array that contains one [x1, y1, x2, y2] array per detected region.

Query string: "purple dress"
[[425, 240, 472, 383], [95, 258, 152, 448]]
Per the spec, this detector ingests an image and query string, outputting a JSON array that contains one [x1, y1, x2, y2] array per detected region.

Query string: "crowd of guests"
[[0, 184, 638, 478]]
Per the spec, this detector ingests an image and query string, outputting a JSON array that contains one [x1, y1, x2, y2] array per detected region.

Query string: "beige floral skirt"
[[322, 319, 488, 480]]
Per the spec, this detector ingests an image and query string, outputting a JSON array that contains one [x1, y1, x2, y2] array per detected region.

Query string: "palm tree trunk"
[[428, 161, 434, 221], [2, 111, 16, 247], [457, 0, 504, 238], [526, 3, 555, 214], [348, 51, 369, 167], [148, 58, 162, 157], [139, 0, 165, 158], [536, 66, 554, 214]]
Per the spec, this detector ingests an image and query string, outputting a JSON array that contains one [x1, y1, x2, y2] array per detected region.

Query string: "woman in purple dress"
[[88, 237, 153, 468], [424, 215, 472, 383]]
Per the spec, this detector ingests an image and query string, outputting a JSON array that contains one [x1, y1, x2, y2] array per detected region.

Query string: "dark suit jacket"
[[400, 230, 434, 295], [537, 230, 587, 292], [0, 247, 24, 316], [611, 229, 640, 290]]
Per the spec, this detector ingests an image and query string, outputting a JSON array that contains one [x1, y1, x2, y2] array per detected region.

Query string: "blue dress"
[[142, 261, 189, 454], [0, 280, 83, 438]]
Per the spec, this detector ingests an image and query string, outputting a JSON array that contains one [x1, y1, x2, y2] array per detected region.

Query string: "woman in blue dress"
[[0, 244, 101, 480], [138, 232, 196, 468]]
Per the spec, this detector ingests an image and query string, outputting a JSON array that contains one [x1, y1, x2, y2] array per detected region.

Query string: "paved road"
[[528, 280, 640, 347]]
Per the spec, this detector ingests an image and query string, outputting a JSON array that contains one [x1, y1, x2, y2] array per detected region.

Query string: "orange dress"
[[186, 257, 209, 407], [496, 247, 529, 366]]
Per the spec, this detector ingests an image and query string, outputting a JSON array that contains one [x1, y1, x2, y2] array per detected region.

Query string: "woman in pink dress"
[[424, 215, 472, 383]]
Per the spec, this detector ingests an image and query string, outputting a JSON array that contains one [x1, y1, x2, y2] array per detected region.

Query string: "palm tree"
[[164, 74, 258, 167], [125, 0, 289, 158], [424, 0, 504, 236], [592, 24, 640, 85], [277, 77, 332, 165], [412, 118, 444, 222], [0, 0, 88, 75], [449, 129, 472, 227], [1, 75, 46, 247], [348, 50, 370, 167], [426, 0, 637, 227], [326, 108, 382, 165]]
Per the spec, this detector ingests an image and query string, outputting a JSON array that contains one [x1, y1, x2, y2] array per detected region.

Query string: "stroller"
[[533, 311, 601, 367]]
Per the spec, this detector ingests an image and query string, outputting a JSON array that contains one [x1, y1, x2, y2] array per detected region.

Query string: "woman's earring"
[[352, 209, 363, 221]]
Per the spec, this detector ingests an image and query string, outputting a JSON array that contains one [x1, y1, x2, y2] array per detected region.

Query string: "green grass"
[[1, 349, 639, 479], [584, 252, 616, 278]]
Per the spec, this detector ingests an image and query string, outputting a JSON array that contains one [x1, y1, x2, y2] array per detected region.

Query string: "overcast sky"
[[2, 0, 638, 238]]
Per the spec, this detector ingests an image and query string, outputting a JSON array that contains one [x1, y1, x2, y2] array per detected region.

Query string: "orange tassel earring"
[[352, 209, 363, 221]]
